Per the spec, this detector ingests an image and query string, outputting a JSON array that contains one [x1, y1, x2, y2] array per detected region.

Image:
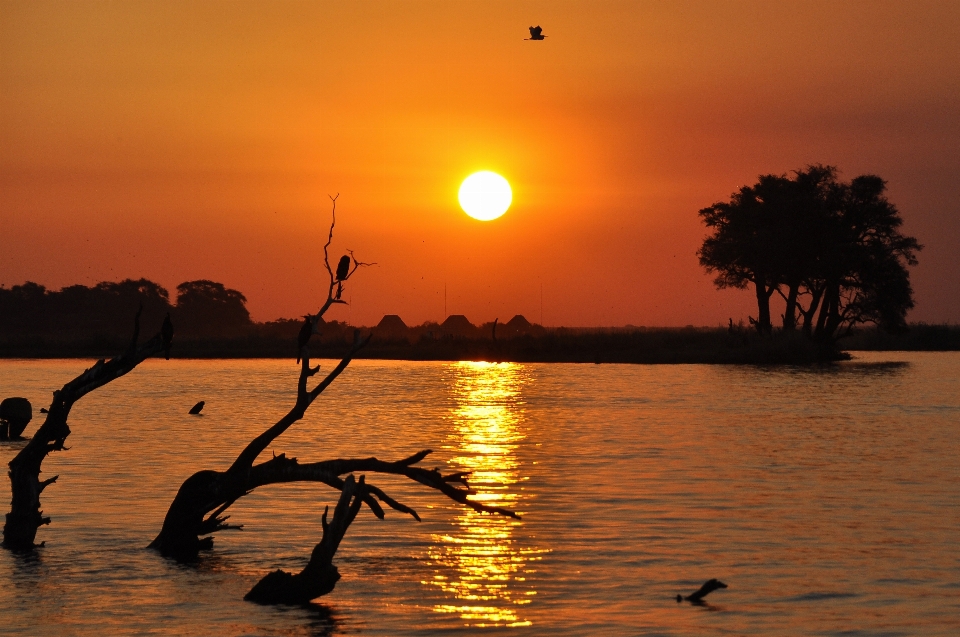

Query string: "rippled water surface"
[[1, 353, 959, 636]]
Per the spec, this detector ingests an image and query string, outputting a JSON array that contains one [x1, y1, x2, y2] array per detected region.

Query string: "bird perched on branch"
[[161, 313, 174, 360], [677, 578, 727, 604], [525, 25, 546, 40], [297, 315, 313, 364], [335, 255, 351, 300], [336, 255, 351, 281]]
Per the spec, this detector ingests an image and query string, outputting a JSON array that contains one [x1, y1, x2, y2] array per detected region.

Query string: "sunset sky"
[[2, 1, 959, 327]]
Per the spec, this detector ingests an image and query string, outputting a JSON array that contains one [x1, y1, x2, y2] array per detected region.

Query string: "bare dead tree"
[[150, 202, 518, 604], [148, 328, 372, 559], [3, 307, 172, 551]]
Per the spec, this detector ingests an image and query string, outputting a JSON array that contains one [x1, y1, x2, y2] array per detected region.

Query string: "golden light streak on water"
[[424, 361, 547, 627]]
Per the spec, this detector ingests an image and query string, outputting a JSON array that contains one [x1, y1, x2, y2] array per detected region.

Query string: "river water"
[[0, 353, 958, 636]]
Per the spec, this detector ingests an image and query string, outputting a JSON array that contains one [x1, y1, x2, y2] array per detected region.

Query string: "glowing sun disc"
[[459, 171, 512, 221]]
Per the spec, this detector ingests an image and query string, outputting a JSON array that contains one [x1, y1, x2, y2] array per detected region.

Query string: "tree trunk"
[[3, 310, 170, 551], [754, 278, 772, 335], [801, 286, 824, 336], [814, 281, 839, 341], [782, 283, 799, 331]]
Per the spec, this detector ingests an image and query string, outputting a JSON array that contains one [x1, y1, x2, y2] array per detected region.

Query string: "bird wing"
[[530, 26, 541, 37]]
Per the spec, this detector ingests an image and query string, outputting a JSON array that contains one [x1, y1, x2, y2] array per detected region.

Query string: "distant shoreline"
[[3, 324, 957, 364]]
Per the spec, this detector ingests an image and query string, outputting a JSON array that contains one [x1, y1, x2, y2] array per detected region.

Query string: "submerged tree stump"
[[0, 397, 32, 440]]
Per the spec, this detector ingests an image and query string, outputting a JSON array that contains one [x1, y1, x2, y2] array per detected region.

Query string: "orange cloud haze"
[[2, 1, 959, 326]]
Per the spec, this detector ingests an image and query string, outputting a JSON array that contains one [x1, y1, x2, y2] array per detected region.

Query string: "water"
[[0, 353, 958, 636]]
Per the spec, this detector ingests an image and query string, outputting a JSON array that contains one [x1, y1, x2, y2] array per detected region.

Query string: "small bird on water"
[[525, 25, 547, 40], [677, 578, 728, 604]]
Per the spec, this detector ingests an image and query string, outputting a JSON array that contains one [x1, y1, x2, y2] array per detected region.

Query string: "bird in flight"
[[525, 25, 546, 40]]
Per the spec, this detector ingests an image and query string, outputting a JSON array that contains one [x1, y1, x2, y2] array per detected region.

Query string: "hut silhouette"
[[440, 315, 477, 338], [375, 314, 409, 340], [501, 314, 532, 338], [507, 314, 531, 329]]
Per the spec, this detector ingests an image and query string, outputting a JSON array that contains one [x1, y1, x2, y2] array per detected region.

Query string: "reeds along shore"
[[2, 321, 958, 363]]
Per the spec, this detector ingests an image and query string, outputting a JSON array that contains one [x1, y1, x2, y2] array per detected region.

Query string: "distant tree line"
[[699, 165, 921, 342], [0, 279, 253, 339]]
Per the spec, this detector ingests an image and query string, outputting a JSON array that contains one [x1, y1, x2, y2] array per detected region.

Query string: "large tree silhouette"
[[174, 280, 251, 336], [0, 278, 172, 339], [699, 166, 920, 342]]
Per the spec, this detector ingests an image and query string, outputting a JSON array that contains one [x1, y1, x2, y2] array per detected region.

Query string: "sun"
[[458, 171, 512, 221]]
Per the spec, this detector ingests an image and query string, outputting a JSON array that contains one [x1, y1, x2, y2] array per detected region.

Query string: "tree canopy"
[[175, 280, 251, 336], [698, 165, 921, 341], [0, 278, 252, 339]]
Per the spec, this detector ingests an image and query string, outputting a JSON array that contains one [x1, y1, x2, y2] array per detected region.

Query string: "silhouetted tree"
[[699, 165, 920, 343], [0, 282, 49, 333], [805, 174, 920, 340], [174, 280, 251, 337], [698, 178, 784, 334], [0, 278, 173, 338]]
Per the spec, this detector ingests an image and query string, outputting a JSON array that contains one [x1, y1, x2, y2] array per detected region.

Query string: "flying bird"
[[336, 255, 351, 281], [676, 579, 728, 604], [525, 25, 546, 40], [161, 313, 174, 360], [297, 315, 313, 364]]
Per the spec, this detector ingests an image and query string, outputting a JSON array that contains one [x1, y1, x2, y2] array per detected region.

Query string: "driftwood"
[[3, 307, 171, 551], [245, 474, 367, 604], [242, 450, 519, 603], [677, 578, 728, 604]]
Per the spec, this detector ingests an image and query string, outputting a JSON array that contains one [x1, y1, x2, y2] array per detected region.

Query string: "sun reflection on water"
[[424, 361, 546, 628]]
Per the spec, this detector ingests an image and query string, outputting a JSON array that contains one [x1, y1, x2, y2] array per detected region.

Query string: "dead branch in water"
[[3, 306, 172, 551]]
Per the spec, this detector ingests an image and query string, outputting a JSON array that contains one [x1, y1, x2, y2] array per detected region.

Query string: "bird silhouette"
[[526, 25, 546, 40], [297, 315, 313, 364], [161, 313, 174, 360], [336, 255, 351, 281], [676, 579, 728, 604]]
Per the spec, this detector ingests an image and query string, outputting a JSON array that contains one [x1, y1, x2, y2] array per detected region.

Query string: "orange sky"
[[2, 1, 959, 326]]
